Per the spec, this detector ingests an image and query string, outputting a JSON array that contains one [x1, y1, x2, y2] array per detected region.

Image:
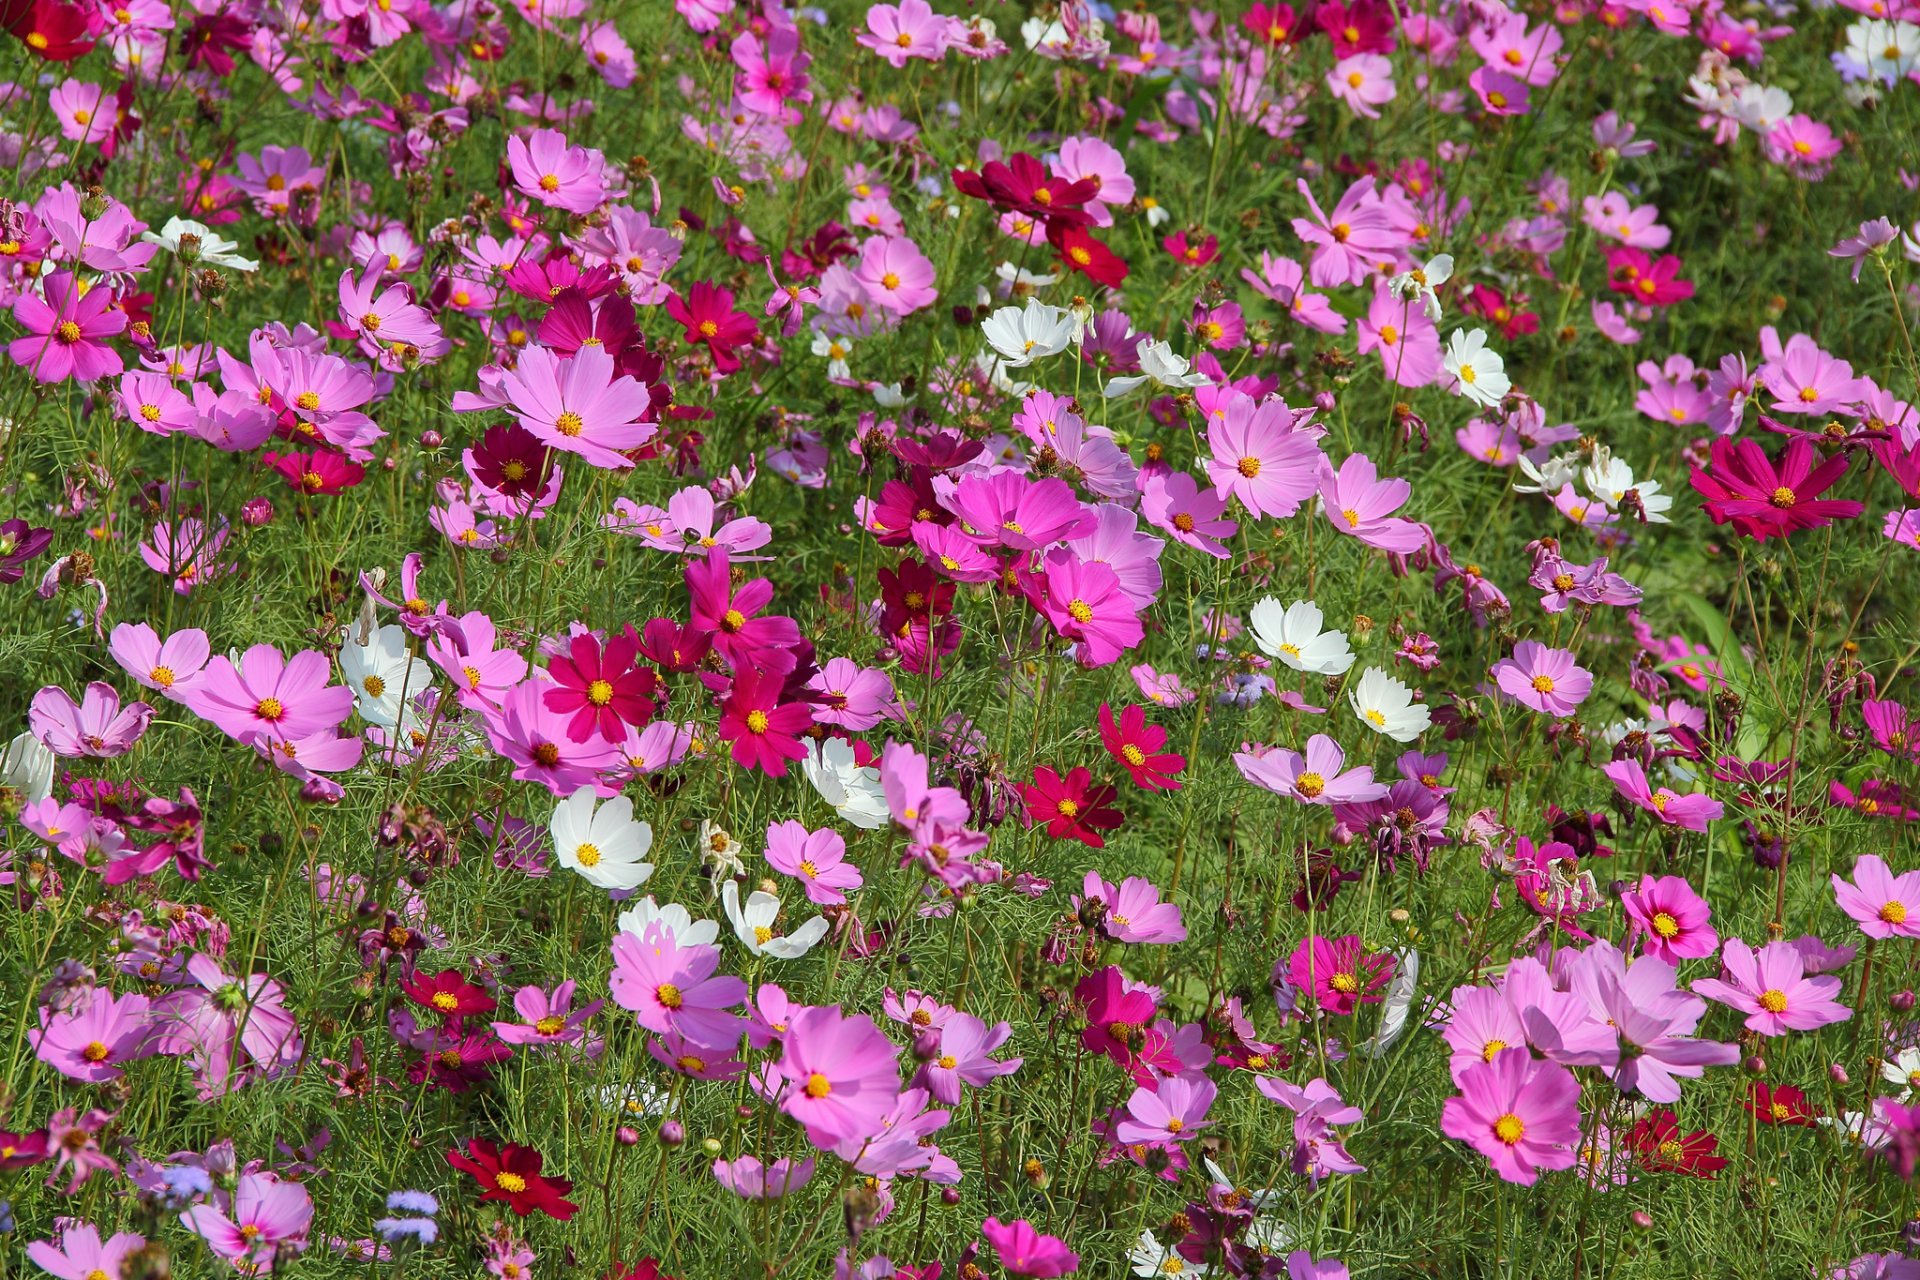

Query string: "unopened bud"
[[1828, 1063, 1850, 1085], [660, 1121, 685, 1147], [1890, 989, 1915, 1012], [615, 1126, 641, 1146], [1741, 1054, 1766, 1077], [1630, 1211, 1652, 1230]]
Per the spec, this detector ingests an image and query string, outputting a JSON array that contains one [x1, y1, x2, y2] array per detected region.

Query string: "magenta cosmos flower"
[[501, 344, 657, 470], [1830, 854, 1920, 940], [764, 820, 863, 906], [31, 985, 155, 1083], [1601, 759, 1722, 831], [1025, 549, 1143, 668], [912, 1012, 1021, 1104], [1491, 641, 1593, 717], [1319, 452, 1426, 552], [1205, 395, 1324, 519], [181, 1171, 313, 1270], [479, 679, 624, 797], [1287, 934, 1394, 1016], [507, 127, 606, 214], [981, 1218, 1080, 1278], [609, 922, 747, 1049], [1690, 435, 1863, 542], [1236, 735, 1389, 806], [1692, 938, 1851, 1036], [1440, 1048, 1582, 1185], [183, 644, 354, 747], [9, 270, 127, 383], [1620, 874, 1720, 963], [772, 1005, 902, 1148]]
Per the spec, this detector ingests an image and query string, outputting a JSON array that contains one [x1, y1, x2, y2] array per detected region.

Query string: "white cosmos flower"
[[338, 623, 432, 729], [1730, 83, 1793, 131], [1131, 1231, 1208, 1278], [550, 786, 654, 891], [595, 1080, 675, 1118], [1443, 328, 1510, 409], [1389, 252, 1454, 321], [802, 737, 889, 830], [1, 729, 55, 804], [1512, 451, 1579, 496], [1247, 598, 1355, 675], [140, 216, 259, 272], [1104, 338, 1209, 398], [994, 260, 1059, 292], [1581, 450, 1673, 523], [721, 879, 830, 960], [980, 297, 1078, 367], [810, 332, 854, 380], [698, 820, 747, 888], [1349, 667, 1431, 742], [616, 894, 719, 947], [1844, 19, 1920, 84], [1882, 1045, 1920, 1099]]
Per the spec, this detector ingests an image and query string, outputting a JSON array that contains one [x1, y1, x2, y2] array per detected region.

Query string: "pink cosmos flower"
[[183, 644, 354, 747], [336, 265, 447, 367], [609, 922, 747, 1048], [480, 679, 624, 797], [1205, 394, 1324, 518], [1326, 53, 1396, 118], [1074, 871, 1186, 944], [1292, 176, 1402, 287], [1759, 333, 1868, 416], [1558, 942, 1739, 1102], [490, 980, 604, 1052], [1357, 282, 1443, 387], [1141, 470, 1237, 558], [507, 127, 607, 214], [806, 658, 900, 730], [30, 985, 155, 1082], [151, 953, 303, 1099], [771, 1005, 902, 1148], [1115, 1074, 1216, 1145], [1491, 641, 1593, 717], [1287, 934, 1394, 1016], [119, 369, 196, 435], [857, 0, 949, 66], [913, 1012, 1021, 1103], [500, 344, 657, 470], [1831, 854, 1920, 940], [9, 271, 127, 383], [1584, 193, 1671, 249], [947, 471, 1091, 552], [1236, 734, 1389, 805], [181, 1171, 313, 1271], [1257, 1076, 1368, 1184], [1024, 548, 1143, 668], [1601, 759, 1722, 831], [764, 820, 863, 905], [1243, 251, 1348, 333], [1319, 452, 1427, 552], [1620, 874, 1720, 962], [1469, 67, 1531, 115], [852, 235, 938, 316], [1440, 1048, 1582, 1185], [980, 1218, 1080, 1278], [1693, 938, 1852, 1036], [27, 1224, 147, 1280], [713, 1155, 815, 1199], [29, 682, 155, 757], [1469, 11, 1564, 83]]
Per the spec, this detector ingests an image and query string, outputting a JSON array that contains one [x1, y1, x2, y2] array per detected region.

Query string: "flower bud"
[[1630, 1211, 1652, 1230], [1828, 1062, 1850, 1085], [420, 429, 443, 450], [1891, 989, 1915, 1012], [241, 497, 275, 527], [616, 1126, 641, 1146], [661, 1121, 686, 1147], [939, 1186, 961, 1205], [1741, 1054, 1766, 1077]]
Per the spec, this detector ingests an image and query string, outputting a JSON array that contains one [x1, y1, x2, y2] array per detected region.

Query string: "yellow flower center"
[[535, 1015, 566, 1035], [806, 1071, 833, 1097], [1651, 912, 1681, 938], [1067, 599, 1094, 624], [1295, 772, 1326, 798], [1757, 989, 1788, 1013], [656, 983, 682, 1008], [1122, 744, 1146, 766], [56, 320, 82, 344], [431, 992, 460, 1012], [1769, 486, 1797, 509], [1530, 674, 1555, 694], [746, 710, 770, 734], [554, 411, 584, 437], [255, 697, 285, 721], [575, 842, 601, 868], [151, 665, 175, 688], [1493, 1114, 1525, 1145], [1329, 972, 1361, 994], [587, 679, 614, 706], [1237, 456, 1261, 478], [1881, 901, 1909, 924], [495, 1171, 528, 1193]]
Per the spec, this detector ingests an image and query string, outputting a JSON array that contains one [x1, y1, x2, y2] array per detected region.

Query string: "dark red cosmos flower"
[[891, 429, 984, 474], [1048, 223, 1129, 288], [1745, 1082, 1820, 1127], [866, 469, 947, 548], [447, 1138, 578, 1220], [544, 627, 660, 743], [1243, 1, 1305, 44], [265, 449, 365, 496], [1628, 1110, 1727, 1178], [1098, 703, 1186, 792], [1018, 765, 1124, 848], [401, 969, 496, 1023], [466, 421, 554, 502], [538, 286, 639, 355], [3, 0, 96, 60], [781, 221, 858, 279], [950, 152, 1098, 227], [604, 1261, 678, 1280], [183, 11, 253, 76], [665, 281, 759, 374], [1689, 435, 1864, 541], [411, 1031, 513, 1093], [0, 1126, 50, 1167], [1316, 0, 1396, 55], [876, 556, 954, 630], [1162, 230, 1219, 267], [1606, 248, 1695, 307]]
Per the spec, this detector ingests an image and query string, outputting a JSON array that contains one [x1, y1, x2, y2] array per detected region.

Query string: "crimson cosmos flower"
[[1689, 435, 1864, 541], [265, 450, 365, 496], [1098, 702, 1186, 792], [446, 1138, 578, 1219], [664, 281, 759, 373], [4, 0, 96, 60], [400, 969, 496, 1023], [1048, 223, 1129, 288], [1018, 765, 1124, 848], [950, 152, 1098, 228], [1606, 248, 1695, 307], [1745, 1081, 1821, 1127], [543, 626, 659, 744], [1628, 1109, 1727, 1177]]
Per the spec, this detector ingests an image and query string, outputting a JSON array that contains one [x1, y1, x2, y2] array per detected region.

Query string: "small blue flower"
[[373, 1216, 439, 1246], [385, 1189, 440, 1216]]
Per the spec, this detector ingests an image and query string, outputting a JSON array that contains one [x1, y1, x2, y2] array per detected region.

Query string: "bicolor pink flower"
[[507, 128, 607, 213], [1236, 734, 1389, 805], [1491, 641, 1592, 717], [1115, 1074, 1216, 1145], [1693, 938, 1851, 1036], [501, 344, 657, 470], [480, 679, 624, 797], [181, 1171, 313, 1271], [1602, 759, 1722, 831], [183, 644, 354, 747], [1205, 394, 1323, 519], [1287, 934, 1394, 1016], [1320, 452, 1426, 552], [764, 820, 863, 905], [1440, 1048, 1582, 1185], [29, 682, 155, 758], [1620, 874, 1720, 962], [1831, 854, 1920, 940]]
